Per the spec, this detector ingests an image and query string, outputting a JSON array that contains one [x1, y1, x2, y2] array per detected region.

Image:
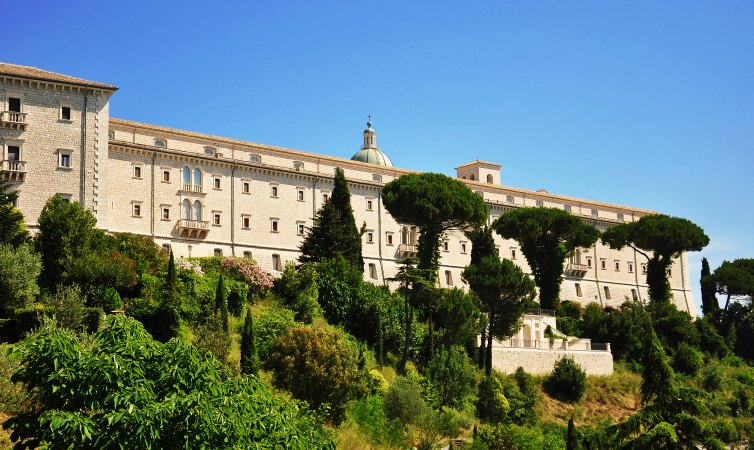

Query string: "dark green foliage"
[[273, 262, 321, 323], [315, 256, 362, 326], [647, 300, 699, 356], [492, 207, 600, 309], [673, 342, 703, 376], [226, 281, 248, 317], [696, 316, 729, 358], [463, 255, 535, 375], [266, 322, 368, 423], [734, 309, 754, 362], [472, 422, 566, 450], [579, 301, 650, 364], [240, 309, 258, 375], [349, 282, 411, 357], [214, 274, 228, 332], [300, 168, 363, 269], [701, 257, 720, 315], [424, 345, 475, 408], [113, 232, 167, 276], [10, 305, 102, 340], [505, 368, 539, 426], [714, 258, 754, 310], [254, 305, 296, 361], [702, 362, 723, 391], [544, 357, 587, 403], [433, 288, 483, 349], [0, 203, 30, 248], [602, 214, 709, 303], [383, 376, 430, 426], [382, 172, 487, 280], [477, 375, 510, 424], [193, 312, 231, 364], [567, 417, 579, 450], [35, 195, 111, 290], [0, 244, 41, 316], [100, 287, 122, 312], [4, 316, 334, 449], [641, 327, 677, 405], [467, 225, 497, 265], [556, 300, 583, 320]]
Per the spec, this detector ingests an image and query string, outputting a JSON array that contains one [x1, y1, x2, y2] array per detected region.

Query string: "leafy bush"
[[556, 300, 583, 320], [349, 281, 411, 357], [702, 362, 723, 391], [194, 312, 231, 364], [100, 287, 123, 312], [477, 375, 510, 424], [424, 345, 475, 408], [220, 256, 274, 294], [673, 342, 703, 376], [695, 316, 729, 358], [315, 256, 362, 325], [345, 395, 405, 447], [0, 244, 41, 316], [266, 322, 368, 423], [226, 281, 248, 317], [273, 263, 321, 323], [113, 232, 167, 276], [504, 367, 539, 426], [544, 357, 587, 403], [4, 316, 334, 449], [384, 376, 429, 426], [433, 288, 483, 349], [254, 305, 296, 361], [473, 422, 566, 450]]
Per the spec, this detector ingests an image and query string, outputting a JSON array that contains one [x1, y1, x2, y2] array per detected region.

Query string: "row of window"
[[1, 142, 73, 168], [1, 95, 72, 121], [498, 195, 626, 221], [182, 247, 283, 272], [573, 283, 640, 302]]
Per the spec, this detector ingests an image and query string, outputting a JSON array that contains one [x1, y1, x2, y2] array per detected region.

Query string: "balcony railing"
[[0, 111, 27, 130], [498, 338, 611, 352], [398, 243, 417, 257], [177, 219, 209, 238], [181, 184, 204, 193], [565, 263, 589, 276], [1, 160, 27, 181]]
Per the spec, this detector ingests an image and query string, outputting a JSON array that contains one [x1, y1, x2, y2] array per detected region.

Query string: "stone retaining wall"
[[490, 347, 614, 376]]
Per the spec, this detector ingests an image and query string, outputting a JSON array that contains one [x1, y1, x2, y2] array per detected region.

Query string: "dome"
[[351, 148, 394, 167]]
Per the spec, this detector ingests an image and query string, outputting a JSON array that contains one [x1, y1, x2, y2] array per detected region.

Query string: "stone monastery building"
[[0, 62, 696, 316]]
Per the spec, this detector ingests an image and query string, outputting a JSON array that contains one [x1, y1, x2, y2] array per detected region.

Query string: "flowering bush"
[[176, 258, 204, 277], [221, 257, 274, 290]]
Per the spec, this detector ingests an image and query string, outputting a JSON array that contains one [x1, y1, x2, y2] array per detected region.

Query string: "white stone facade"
[[0, 63, 697, 317]]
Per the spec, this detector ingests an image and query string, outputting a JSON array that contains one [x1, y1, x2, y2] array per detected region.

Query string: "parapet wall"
[[490, 347, 614, 376]]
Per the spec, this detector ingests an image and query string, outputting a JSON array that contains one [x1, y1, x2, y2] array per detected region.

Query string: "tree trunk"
[[485, 312, 495, 376], [647, 257, 671, 303], [479, 325, 487, 369]]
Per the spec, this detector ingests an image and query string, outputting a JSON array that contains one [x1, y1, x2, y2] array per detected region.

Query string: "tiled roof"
[[0, 62, 118, 91]]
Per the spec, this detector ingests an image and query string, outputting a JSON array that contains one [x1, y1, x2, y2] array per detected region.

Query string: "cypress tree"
[[299, 201, 343, 263], [331, 167, 363, 270], [153, 250, 181, 343], [215, 274, 229, 332], [240, 308, 258, 375], [700, 257, 719, 315], [566, 417, 579, 450]]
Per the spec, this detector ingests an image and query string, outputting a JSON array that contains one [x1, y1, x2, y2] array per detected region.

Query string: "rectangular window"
[[617, 213, 625, 221], [628, 262, 634, 273], [575, 283, 582, 297], [214, 248, 223, 257], [7, 145, 20, 161], [242, 181, 250, 193], [132, 204, 141, 217], [460, 241, 467, 254], [642, 263, 647, 274], [58, 151, 72, 169], [604, 286, 611, 300], [242, 216, 251, 229], [586, 257, 592, 268], [243, 251, 252, 258], [445, 270, 454, 286], [133, 166, 142, 179], [366, 198, 373, 211], [495, 246, 500, 256], [213, 213, 221, 226], [600, 259, 606, 270], [213, 178, 221, 190], [322, 193, 329, 202], [162, 170, 170, 182], [443, 240, 449, 252], [564, 205, 572, 213], [511, 248, 517, 259], [162, 244, 171, 252], [60, 106, 72, 121], [369, 263, 378, 280], [8, 97, 21, 112], [366, 231, 374, 244], [667, 268, 672, 277], [614, 261, 620, 271], [631, 289, 638, 301], [272, 254, 281, 271], [297, 222, 305, 236], [271, 185, 279, 198], [161, 207, 170, 220], [297, 188, 304, 201], [386, 233, 394, 246], [271, 219, 279, 232]]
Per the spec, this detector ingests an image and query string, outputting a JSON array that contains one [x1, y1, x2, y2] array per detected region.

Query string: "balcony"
[[0, 112, 27, 130], [177, 219, 209, 238], [564, 263, 589, 277], [181, 184, 204, 194], [398, 243, 417, 257], [1, 160, 26, 181]]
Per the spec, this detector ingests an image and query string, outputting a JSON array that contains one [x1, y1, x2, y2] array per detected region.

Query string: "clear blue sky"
[[6, 1, 753, 312]]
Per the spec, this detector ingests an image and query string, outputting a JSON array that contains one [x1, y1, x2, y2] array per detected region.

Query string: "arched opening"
[[470, 174, 475, 181], [193, 168, 202, 189], [181, 199, 190, 220], [523, 323, 532, 347], [193, 200, 202, 221], [409, 226, 418, 245], [486, 174, 493, 183], [182, 167, 191, 188]]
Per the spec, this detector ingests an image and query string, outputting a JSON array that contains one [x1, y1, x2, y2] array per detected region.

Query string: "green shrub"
[[254, 305, 296, 361], [345, 395, 405, 447], [544, 357, 586, 403], [702, 362, 723, 391], [503, 367, 538, 426], [0, 244, 41, 316], [315, 256, 362, 325], [194, 312, 231, 364], [556, 300, 583, 320], [83, 308, 104, 333], [227, 282, 248, 317], [100, 287, 123, 312], [673, 342, 703, 376], [424, 345, 475, 408], [273, 263, 321, 323], [477, 375, 510, 423], [384, 376, 429, 426], [266, 322, 368, 423]]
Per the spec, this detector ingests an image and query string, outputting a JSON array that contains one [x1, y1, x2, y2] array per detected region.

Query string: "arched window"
[[401, 226, 408, 245], [486, 174, 493, 183], [410, 226, 418, 245], [182, 167, 191, 188], [193, 200, 202, 221], [182, 199, 191, 220], [250, 154, 261, 163], [193, 168, 202, 189], [470, 174, 475, 181], [154, 138, 167, 148], [372, 174, 382, 182]]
